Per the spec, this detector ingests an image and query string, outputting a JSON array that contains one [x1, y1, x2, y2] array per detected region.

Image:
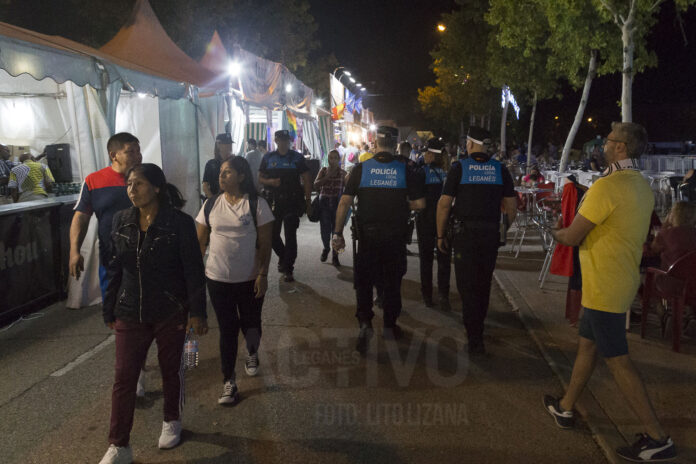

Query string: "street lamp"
[[587, 117, 592, 122], [437, 23, 446, 32], [228, 61, 241, 76]]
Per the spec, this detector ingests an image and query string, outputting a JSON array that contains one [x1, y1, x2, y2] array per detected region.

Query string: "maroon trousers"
[[109, 316, 186, 447]]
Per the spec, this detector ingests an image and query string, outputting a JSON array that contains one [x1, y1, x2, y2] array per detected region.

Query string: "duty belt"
[[451, 219, 498, 234]]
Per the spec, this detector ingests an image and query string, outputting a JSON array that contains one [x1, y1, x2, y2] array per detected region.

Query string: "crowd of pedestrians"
[[68, 120, 678, 463]]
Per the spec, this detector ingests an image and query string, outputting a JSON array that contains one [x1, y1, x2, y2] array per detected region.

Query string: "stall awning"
[[0, 21, 200, 100], [99, 0, 224, 93]]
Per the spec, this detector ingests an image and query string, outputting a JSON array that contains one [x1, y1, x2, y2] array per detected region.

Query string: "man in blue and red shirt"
[[69, 132, 142, 297]]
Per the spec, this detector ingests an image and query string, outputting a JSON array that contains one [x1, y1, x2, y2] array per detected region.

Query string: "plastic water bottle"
[[184, 329, 199, 369]]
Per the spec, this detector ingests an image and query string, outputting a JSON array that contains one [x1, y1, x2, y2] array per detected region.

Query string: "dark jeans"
[[453, 227, 499, 346], [355, 237, 407, 327], [109, 315, 186, 447], [319, 196, 339, 252], [272, 210, 300, 272], [416, 212, 451, 298], [207, 279, 263, 381]]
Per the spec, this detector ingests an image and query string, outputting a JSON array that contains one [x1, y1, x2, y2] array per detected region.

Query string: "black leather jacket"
[[103, 206, 206, 325]]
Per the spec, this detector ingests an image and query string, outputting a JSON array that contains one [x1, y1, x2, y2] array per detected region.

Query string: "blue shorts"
[[578, 307, 628, 358]]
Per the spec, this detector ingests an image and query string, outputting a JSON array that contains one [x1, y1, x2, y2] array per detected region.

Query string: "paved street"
[[0, 218, 606, 464]]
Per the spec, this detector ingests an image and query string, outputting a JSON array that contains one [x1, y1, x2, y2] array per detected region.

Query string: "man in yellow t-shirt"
[[542, 122, 676, 462]]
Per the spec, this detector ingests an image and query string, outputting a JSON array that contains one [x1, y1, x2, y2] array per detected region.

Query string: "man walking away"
[[543, 122, 676, 462]]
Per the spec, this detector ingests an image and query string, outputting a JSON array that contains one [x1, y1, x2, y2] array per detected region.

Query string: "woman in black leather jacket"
[[99, 163, 206, 464]]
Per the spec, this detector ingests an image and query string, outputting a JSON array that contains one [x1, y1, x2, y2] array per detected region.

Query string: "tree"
[[418, 0, 502, 137], [594, 0, 696, 122], [538, 0, 628, 172], [487, 0, 559, 167]]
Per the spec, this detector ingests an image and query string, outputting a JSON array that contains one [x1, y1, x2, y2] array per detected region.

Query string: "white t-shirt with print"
[[195, 194, 274, 283]]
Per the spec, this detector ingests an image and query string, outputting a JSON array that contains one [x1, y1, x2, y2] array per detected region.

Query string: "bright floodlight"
[[361, 88, 367, 92], [369, 124, 377, 131], [349, 77, 356, 83], [344, 71, 352, 76], [228, 61, 241, 76], [137, 93, 147, 99], [285, 83, 293, 93], [356, 83, 362, 87], [315, 98, 323, 106], [437, 24, 447, 32]]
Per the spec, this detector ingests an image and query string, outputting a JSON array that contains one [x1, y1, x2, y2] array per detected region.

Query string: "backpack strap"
[[204, 193, 221, 228], [250, 195, 258, 230]]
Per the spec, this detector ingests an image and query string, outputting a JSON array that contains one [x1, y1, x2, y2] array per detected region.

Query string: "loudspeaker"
[[45, 144, 72, 183]]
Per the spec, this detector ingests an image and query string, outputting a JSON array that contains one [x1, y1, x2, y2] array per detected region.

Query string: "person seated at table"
[[522, 165, 545, 187], [650, 201, 696, 270], [680, 169, 696, 202]]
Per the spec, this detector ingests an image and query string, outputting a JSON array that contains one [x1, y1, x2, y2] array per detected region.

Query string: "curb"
[[494, 271, 625, 464]]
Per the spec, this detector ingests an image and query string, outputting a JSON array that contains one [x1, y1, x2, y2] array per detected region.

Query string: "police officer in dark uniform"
[[436, 127, 517, 355], [333, 126, 425, 355], [416, 138, 451, 310], [202, 133, 234, 198], [258, 130, 313, 282]]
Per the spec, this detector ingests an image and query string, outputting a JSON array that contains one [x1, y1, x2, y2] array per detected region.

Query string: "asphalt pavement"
[[0, 217, 607, 464]]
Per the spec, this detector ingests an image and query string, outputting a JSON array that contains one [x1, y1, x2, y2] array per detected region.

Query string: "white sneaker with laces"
[[245, 353, 259, 376], [158, 420, 181, 449], [98, 444, 133, 464], [218, 380, 239, 405], [136, 370, 146, 398]]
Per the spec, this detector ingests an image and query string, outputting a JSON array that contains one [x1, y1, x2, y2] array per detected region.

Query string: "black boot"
[[320, 249, 329, 262], [438, 292, 451, 311], [332, 251, 341, 267], [356, 321, 374, 356]]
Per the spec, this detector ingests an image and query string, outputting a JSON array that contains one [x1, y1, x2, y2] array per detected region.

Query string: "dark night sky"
[[311, 0, 696, 142], [309, 0, 455, 127]]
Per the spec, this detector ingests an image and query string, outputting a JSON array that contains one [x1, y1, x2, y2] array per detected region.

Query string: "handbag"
[[308, 195, 321, 222]]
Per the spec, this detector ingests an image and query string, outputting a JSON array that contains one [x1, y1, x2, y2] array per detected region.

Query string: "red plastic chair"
[[641, 251, 696, 352]]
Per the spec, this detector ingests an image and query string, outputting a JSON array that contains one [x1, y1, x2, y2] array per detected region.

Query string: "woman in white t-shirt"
[[196, 156, 274, 405]]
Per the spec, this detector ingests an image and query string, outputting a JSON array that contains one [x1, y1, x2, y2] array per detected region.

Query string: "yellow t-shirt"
[[358, 152, 374, 163], [577, 170, 654, 313]]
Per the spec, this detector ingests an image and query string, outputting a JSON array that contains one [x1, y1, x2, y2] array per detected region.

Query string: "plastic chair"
[[641, 251, 696, 352]]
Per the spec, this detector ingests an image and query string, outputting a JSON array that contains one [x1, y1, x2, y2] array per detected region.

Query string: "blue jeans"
[[319, 196, 339, 252], [99, 264, 109, 302]]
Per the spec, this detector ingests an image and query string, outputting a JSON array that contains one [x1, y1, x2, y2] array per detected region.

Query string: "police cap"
[[216, 133, 233, 144], [275, 129, 291, 139], [425, 138, 445, 153], [376, 126, 399, 141], [466, 126, 492, 145]]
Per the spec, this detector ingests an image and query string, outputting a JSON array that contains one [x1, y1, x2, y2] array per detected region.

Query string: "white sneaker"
[[136, 370, 146, 398], [218, 380, 239, 405], [245, 353, 259, 376], [99, 444, 132, 464], [158, 420, 181, 449]]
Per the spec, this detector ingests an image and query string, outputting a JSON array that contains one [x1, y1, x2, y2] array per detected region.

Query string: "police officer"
[[333, 126, 425, 355], [258, 129, 312, 282], [436, 127, 517, 355], [416, 138, 451, 310]]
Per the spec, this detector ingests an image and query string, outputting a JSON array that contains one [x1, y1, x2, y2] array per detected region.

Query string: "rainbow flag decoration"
[[286, 109, 298, 139]]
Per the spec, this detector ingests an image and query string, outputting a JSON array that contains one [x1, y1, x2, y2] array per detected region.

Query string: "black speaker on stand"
[[45, 144, 72, 183]]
